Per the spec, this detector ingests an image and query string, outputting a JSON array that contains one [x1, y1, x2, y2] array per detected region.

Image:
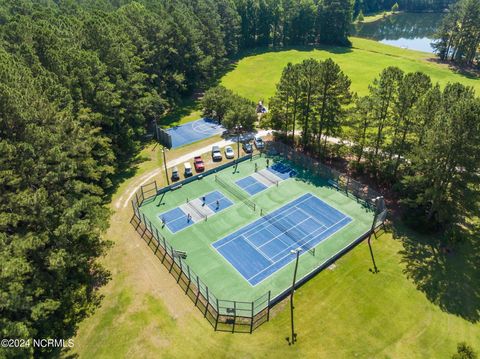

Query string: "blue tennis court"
[[268, 162, 297, 180], [235, 163, 296, 196], [212, 193, 352, 285], [235, 176, 267, 196], [158, 190, 233, 233], [204, 190, 233, 213], [166, 118, 225, 148]]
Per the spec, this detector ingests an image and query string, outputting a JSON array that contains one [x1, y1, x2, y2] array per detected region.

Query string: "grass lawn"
[[70, 40, 480, 358], [356, 11, 399, 23], [222, 37, 480, 101], [71, 139, 480, 359]]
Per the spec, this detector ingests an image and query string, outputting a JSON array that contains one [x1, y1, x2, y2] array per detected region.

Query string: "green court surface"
[[139, 155, 375, 303]]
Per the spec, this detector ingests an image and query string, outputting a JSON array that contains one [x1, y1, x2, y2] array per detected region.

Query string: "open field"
[[72, 41, 479, 358], [222, 37, 480, 101], [161, 38, 479, 128]]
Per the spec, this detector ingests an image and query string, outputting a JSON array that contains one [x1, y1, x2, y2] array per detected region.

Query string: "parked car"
[[224, 145, 235, 159], [254, 136, 265, 149], [194, 156, 205, 172], [242, 142, 253, 154], [212, 145, 222, 161], [171, 166, 180, 181], [183, 162, 192, 177]]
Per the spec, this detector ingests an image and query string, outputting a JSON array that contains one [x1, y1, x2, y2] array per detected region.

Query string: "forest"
[[0, 0, 353, 356], [432, 0, 480, 68], [0, 0, 474, 357], [266, 59, 480, 232], [355, 0, 456, 14]]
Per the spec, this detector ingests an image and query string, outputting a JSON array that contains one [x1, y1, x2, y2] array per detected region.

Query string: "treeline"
[[268, 59, 480, 231], [432, 0, 480, 68], [0, 0, 357, 355], [235, 0, 353, 47], [354, 0, 456, 15]]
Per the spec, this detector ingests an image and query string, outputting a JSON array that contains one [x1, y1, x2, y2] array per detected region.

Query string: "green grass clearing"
[[222, 37, 479, 101]]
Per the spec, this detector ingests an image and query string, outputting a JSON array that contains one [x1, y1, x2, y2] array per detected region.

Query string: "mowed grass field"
[[71, 40, 480, 358], [221, 37, 480, 100]]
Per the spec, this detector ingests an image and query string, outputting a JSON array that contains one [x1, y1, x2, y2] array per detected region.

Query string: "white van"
[[184, 162, 192, 177]]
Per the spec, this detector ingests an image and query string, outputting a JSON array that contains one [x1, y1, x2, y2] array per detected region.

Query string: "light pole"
[[235, 123, 242, 160], [289, 248, 302, 345], [162, 146, 170, 186], [234, 124, 242, 173]]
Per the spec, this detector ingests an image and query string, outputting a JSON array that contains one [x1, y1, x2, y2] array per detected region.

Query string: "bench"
[[171, 183, 183, 191], [328, 179, 339, 190]]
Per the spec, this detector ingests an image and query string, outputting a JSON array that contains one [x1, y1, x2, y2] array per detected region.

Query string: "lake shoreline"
[[352, 12, 445, 53]]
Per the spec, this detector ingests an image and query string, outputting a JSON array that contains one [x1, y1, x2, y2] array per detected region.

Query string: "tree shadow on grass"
[[394, 221, 480, 323], [158, 96, 202, 128], [103, 147, 153, 202], [232, 44, 353, 61]]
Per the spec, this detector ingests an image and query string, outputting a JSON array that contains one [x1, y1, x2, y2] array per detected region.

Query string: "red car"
[[194, 156, 205, 172]]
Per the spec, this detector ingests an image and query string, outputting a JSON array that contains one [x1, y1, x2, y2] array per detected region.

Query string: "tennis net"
[[215, 176, 256, 211], [262, 211, 315, 256], [187, 200, 206, 219], [257, 170, 278, 186]]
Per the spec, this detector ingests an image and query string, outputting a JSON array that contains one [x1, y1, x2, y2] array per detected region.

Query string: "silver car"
[[224, 146, 235, 159], [212, 145, 222, 161]]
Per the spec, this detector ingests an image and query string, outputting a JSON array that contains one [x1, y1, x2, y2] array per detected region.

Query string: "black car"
[[242, 142, 253, 153]]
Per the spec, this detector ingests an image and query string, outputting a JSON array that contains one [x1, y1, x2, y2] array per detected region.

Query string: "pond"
[[352, 12, 445, 53]]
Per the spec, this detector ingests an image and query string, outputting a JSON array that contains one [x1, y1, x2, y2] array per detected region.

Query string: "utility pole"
[[236, 123, 242, 159], [234, 123, 242, 172], [162, 146, 170, 186], [289, 248, 302, 345]]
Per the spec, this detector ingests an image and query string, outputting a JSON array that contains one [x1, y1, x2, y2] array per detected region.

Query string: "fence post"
[[140, 214, 148, 237], [195, 276, 201, 305], [204, 287, 210, 317], [185, 266, 191, 294], [214, 299, 220, 331], [250, 301, 254, 333], [177, 256, 182, 283], [161, 240, 168, 263], [267, 291, 271, 322], [232, 301, 236, 333], [168, 246, 175, 273]]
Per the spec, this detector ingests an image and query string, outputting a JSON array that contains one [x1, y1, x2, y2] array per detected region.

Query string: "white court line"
[[159, 190, 232, 233], [213, 194, 315, 250], [267, 223, 328, 263], [247, 216, 351, 283], [241, 235, 273, 263], [191, 121, 223, 135], [296, 206, 331, 228], [244, 214, 313, 262], [256, 216, 312, 251], [236, 176, 267, 195]]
